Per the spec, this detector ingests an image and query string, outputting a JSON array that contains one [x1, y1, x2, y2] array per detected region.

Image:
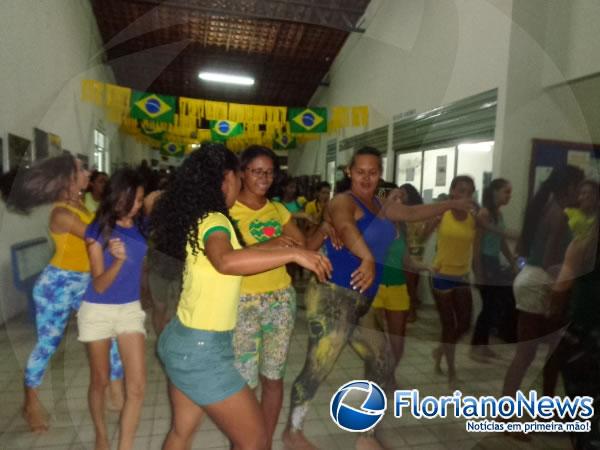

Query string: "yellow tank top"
[[49, 202, 94, 272], [433, 210, 476, 276]]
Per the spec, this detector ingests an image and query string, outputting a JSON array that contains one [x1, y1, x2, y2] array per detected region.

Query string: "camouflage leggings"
[[288, 280, 393, 431]]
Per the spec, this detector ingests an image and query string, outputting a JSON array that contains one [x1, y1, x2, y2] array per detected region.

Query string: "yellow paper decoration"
[[204, 101, 228, 121], [81, 80, 104, 106], [351, 106, 369, 127], [179, 97, 205, 119], [330, 106, 350, 131]]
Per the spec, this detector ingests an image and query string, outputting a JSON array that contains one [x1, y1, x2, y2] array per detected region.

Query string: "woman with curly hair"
[[7, 154, 123, 433], [151, 143, 332, 450]]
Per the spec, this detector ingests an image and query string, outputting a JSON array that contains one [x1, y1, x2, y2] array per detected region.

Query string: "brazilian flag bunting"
[[139, 122, 165, 141], [288, 107, 327, 133], [273, 133, 297, 150], [160, 141, 184, 158], [210, 120, 244, 141], [131, 91, 176, 123]]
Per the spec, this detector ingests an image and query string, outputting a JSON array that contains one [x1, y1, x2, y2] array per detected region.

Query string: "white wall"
[[0, 0, 119, 323], [289, 0, 513, 176], [495, 0, 600, 230]]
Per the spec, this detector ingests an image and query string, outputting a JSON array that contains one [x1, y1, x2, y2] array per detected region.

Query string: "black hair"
[[150, 143, 241, 261], [335, 146, 383, 193], [314, 181, 331, 193], [518, 165, 584, 257], [89, 170, 108, 184], [450, 175, 475, 193], [482, 178, 510, 224], [92, 168, 145, 245], [6, 154, 77, 214], [240, 145, 280, 198], [399, 183, 423, 205]]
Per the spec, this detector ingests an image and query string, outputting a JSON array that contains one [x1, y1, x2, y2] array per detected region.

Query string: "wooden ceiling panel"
[[90, 0, 370, 106]]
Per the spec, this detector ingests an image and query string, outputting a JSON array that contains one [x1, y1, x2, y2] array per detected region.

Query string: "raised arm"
[[87, 238, 126, 294], [205, 231, 332, 282], [382, 191, 472, 222]]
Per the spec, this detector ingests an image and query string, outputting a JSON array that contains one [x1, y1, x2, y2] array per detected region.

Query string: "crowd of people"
[[3, 142, 600, 450]]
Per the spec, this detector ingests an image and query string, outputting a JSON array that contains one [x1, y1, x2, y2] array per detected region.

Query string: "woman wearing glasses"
[[229, 146, 337, 449]]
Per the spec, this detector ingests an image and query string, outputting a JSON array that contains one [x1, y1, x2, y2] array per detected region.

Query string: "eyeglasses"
[[246, 168, 275, 178]]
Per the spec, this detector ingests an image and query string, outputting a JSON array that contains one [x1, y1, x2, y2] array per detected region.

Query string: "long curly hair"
[[150, 143, 240, 261], [91, 169, 145, 246]]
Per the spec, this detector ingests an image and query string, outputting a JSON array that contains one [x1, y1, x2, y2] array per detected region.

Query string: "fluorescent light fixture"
[[198, 71, 255, 86], [458, 141, 494, 153]]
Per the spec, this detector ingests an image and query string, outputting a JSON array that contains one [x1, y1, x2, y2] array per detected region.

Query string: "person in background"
[[565, 180, 599, 239], [84, 170, 108, 213], [7, 155, 123, 433], [151, 144, 331, 450], [502, 165, 583, 427], [470, 178, 517, 362], [79, 169, 148, 450], [397, 183, 432, 323], [429, 176, 478, 388], [304, 181, 331, 225], [549, 201, 600, 450], [372, 183, 430, 390]]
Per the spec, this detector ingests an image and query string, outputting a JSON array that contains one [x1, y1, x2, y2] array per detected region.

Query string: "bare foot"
[[282, 428, 318, 450], [23, 405, 49, 434], [106, 379, 124, 412], [356, 436, 386, 450]]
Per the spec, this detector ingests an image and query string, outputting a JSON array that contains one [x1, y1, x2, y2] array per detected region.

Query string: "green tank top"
[[481, 214, 504, 257], [380, 237, 407, 286]]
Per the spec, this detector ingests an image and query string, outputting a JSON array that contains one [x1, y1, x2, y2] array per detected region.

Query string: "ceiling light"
[[198, 72, 255, 86]]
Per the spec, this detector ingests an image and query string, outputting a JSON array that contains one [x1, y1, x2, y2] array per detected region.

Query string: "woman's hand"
[[451, 198, 477, 213], [259, 235, 302, 249], [293, 249, 332, 282], [319, 221, 343, 250], [108, 238, 127, 261], [351, 258, 375, 294]]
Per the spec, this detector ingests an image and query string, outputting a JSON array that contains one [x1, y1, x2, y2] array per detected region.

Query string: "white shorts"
[[513, 265, 553, 316], [78, 300, 147, 342]]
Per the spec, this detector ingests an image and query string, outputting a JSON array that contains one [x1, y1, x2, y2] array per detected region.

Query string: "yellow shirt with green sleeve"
[[177, 212, 242, 331], [433, 210, 476, 276], [229, 200, 292, 295]]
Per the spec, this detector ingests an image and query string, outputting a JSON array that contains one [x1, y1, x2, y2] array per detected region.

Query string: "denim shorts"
[[432, 274, 469, 291], [157, 317, 246, 406]]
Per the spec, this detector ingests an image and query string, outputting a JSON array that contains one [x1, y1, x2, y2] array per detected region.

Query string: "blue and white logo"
[[330, 380, 387, 432]]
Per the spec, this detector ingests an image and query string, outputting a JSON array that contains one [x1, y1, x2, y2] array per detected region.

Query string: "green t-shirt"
[[380, 237, 407, 286]]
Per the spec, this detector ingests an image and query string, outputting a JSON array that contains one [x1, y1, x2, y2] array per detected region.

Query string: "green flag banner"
[[273, 133, 297, 150], [160, 141, 184, 158], [131, 91, 176, 123], [139, 122, 165, 141], [210, 120, 244, 141], [288, 107, 327, 133]]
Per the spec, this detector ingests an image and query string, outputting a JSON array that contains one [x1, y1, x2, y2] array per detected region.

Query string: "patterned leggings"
[[24, 265, 123, 388], [288, 280, 393, 431]]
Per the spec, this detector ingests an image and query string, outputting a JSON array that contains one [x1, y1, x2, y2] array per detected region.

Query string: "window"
[[394, 140, 494, 203], [94, 129, 109, 173]]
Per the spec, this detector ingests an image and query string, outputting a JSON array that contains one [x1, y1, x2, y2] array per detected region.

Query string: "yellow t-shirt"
[[49, 202, 93, 272], [177, 212, 242, 331], [304, 200, 323, 223], [433, 210, 476, 276], [565, 208, 596, 239], [229, 200, 292, 295]]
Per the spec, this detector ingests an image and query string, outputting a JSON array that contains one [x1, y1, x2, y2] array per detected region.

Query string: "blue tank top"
[[324, 194, 396, 299]]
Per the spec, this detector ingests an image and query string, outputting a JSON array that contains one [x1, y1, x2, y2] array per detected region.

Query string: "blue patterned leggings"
[[24, 265, 123, 388]]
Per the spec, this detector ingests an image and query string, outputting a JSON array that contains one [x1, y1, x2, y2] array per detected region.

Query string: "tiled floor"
[[0, 294, 572, 450]]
